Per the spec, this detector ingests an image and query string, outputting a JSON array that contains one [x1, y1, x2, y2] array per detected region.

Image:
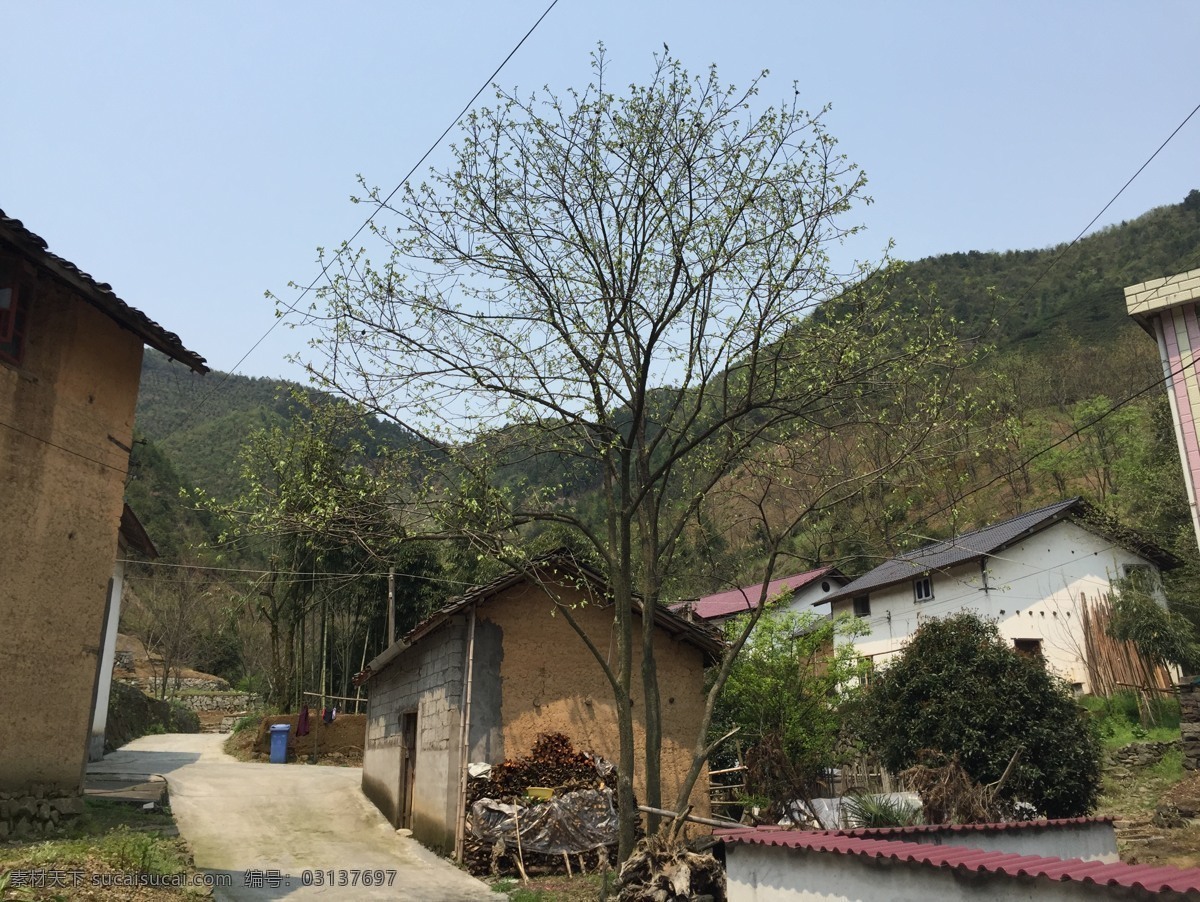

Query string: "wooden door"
[[399, 711, 417, 828]]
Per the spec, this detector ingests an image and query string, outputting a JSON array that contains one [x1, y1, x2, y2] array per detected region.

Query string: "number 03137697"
[[301, 869, 397, 887]]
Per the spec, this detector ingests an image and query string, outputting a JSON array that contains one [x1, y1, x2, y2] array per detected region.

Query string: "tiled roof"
[[719, 828, 1200, 894], [825, 498, 1177, 604], [673, 567, 838, 621], [357, 551, 725, 683], [0, 210, 208, 374]]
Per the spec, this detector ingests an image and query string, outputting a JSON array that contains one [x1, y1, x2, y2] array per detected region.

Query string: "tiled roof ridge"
[[894, 497, 1081, 560], [719, 828, 1200, 893], [0, 209, 208, 373]]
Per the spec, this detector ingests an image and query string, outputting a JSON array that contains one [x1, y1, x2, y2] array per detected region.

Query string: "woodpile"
[[463, 732, 627, 878], [466, 732, 605, 807]]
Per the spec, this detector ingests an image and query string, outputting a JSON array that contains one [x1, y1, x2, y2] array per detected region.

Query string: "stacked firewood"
[[463, 732, 625, 877]]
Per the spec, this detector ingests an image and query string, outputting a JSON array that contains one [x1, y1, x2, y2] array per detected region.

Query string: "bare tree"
[[123, 562, 216, 699], [305, 49, 983, 859]]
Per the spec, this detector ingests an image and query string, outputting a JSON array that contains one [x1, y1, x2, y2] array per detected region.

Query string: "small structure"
[[0, 209, 205, 834], [356, 554, 722, 856], [673, 567, 846, 624], [1125, 266, 1200, 551], [720, 822, 1200, 901], [822, 498, 1177, 693], [88, 504, 159, 761]]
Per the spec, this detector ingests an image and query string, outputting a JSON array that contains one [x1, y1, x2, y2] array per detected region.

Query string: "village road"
[[88, 733, 494, 901]]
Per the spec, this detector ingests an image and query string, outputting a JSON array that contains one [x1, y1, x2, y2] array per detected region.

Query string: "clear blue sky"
[[4, 1, 1198, 380]]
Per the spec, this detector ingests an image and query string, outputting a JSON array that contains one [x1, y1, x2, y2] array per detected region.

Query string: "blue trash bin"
[[269, 723, 291, 764]]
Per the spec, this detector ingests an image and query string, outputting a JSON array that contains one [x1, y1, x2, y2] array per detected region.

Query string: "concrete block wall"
[[362, 616, 468, 854]]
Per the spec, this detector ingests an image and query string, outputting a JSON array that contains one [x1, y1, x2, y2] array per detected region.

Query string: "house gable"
[[0, 211, 202, 807], [829, 516, 1173, 691]]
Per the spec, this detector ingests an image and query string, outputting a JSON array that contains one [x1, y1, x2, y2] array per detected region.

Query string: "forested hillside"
[[122, 191, 1200, 704], [896, 189, 1200, 351]]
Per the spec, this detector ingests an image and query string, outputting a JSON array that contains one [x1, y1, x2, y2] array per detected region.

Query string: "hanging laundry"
[[297, 705, 310, 737], [322, 706, 333, 724]]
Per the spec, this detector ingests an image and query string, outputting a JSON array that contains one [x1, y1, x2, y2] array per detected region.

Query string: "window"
[[852, 595, 871, 617], [1013, 638, 1043, 659], [913, 576, 933, 602], [0, 272, 31, 366]]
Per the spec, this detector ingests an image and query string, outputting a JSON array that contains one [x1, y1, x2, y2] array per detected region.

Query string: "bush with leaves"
[[712, 609, 868, 818], [1108, 573, 1200, 674], [857, 612, 1101, 819]]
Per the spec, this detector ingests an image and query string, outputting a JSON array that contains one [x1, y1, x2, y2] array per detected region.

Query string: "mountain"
[[896, 190, 1200, 352], [126, 192, 1200, 570]]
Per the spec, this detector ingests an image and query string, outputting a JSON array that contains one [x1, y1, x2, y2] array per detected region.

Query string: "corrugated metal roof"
[[718, 828, 1200, 894], [824, 498, 1177, 604], [829, 815, 1112, 840], [0, 210, 208, 373], [672, 567, 838, 621]]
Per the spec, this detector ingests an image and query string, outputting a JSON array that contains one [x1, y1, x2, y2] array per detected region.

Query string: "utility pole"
[[388, 567, 396, 647]]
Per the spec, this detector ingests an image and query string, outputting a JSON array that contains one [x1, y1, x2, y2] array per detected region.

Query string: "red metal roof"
[[673, 567, 838, 621], [718, 827, 1200, 894]]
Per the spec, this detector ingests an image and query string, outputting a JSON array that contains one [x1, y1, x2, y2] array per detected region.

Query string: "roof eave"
[[0, 212, 209, 374]]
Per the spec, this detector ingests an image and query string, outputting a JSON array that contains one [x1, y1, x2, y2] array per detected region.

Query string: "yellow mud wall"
[[0, 276, 142, 792], [480, 581, 711, 817]]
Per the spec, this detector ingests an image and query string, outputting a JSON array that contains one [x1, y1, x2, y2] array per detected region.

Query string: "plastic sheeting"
[[470, 788, 619, 855]]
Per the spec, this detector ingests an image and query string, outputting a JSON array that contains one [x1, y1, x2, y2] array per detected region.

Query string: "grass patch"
[[490, 873, 609, 901], [1080, 692, 1181, 749], [0, 799, 195, 897], [1098, 748, 1186, 816]]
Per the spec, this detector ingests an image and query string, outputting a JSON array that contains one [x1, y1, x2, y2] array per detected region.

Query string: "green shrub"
[[857, 612, 1102, 818], [841, 792, 923, 828], [232, 714, 261, 735]]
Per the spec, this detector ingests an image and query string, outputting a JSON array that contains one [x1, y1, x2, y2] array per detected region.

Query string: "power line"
[[0, 416, 128, 474], [1000, 99, 1200, 316], [117, 556, 478, 587], [186, 0, 561, 420]]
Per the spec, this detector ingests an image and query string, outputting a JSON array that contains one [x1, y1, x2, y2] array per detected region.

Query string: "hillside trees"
[[200, 395, 441, 709], [304, 49, 987, 859]]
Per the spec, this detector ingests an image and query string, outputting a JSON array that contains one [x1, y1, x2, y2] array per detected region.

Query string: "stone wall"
[[147, 676, 230, 693], [1179, 682, 1200, 769], [171, 691, 260, 713], [0, 787, 85, 840], [1106, 740, 1180, 770]]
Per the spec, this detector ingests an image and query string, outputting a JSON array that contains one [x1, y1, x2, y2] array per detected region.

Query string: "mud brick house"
[[0, 210, 205, 833], [356, 554, 722, 856]]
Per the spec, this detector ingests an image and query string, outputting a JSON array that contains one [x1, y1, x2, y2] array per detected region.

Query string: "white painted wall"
[[725, 841, 1130, 902], [786, 576, 844, 619], [831, 520, 1166, 693]]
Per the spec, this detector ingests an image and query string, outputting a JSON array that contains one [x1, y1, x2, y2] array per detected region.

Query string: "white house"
[[822, 498, 1178, 694], [674, 567, 847, 625]]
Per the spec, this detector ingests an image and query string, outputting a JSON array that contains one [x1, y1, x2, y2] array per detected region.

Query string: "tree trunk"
[[640, 595, 663, 834]]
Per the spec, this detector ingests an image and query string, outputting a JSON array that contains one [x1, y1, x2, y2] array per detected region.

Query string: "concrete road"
[[88, 733, 494, 901]]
